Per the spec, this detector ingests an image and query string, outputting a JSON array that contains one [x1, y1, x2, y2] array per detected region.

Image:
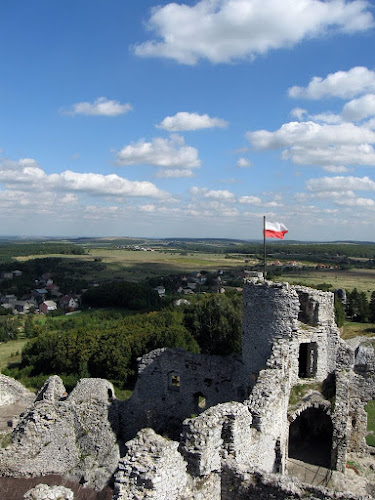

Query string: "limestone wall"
[[120, 348, 248, 441], [242, 282, 300, 375], [0, 373, 34, 406], [0, 377, 120, 490]]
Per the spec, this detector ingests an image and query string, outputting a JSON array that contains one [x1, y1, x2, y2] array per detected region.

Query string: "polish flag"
[[263, 221, 288, 239]]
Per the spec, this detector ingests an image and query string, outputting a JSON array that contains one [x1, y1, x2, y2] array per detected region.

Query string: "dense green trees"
[[184, 292, 242, 355], [20, 310, 200, 388], [82, 281, 160, 310], [347, 288, 370, 322]]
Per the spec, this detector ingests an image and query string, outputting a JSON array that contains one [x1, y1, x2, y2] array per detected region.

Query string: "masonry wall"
[[120, 348, 249, 441]]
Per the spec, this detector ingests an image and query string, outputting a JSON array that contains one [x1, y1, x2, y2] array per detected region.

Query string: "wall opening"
[[297, 292, 319, 325], [169, 373, 181, 391], [298, 342, 317, 378], [288, 407, 333, 468], [194, 392, 207, 410]]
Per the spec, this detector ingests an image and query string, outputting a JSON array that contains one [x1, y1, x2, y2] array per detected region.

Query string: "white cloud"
[[239, 195, 261, 204], [310, 112, 342, 124], [0, 158, 168, 198], [133, 0, 373, 65], [342, 94, 375, 121], [248, 121, 375, 150], [306, 175, 375, 192], [284, 143, 375, 166], [237, 157, 253, 167], [289, 66, 375, 99], [290, 108, 307, 120], [291, 107, 341, 124], [157, 112, 227, 131], [248, 120, 375, 167], [335, 196, 375, 206], [204, 189, 236, 201], [322, 165, 350, 173], [155, 168, 195, 178], [116, 135, 200, 168], [62, 97, 132, 116], [190, 186, 236, 201]]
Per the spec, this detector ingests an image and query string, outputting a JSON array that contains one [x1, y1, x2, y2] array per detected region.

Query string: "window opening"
[[194, 392, 207, 410], [298, 342, 317, 378], [169, 374, 181, 391]]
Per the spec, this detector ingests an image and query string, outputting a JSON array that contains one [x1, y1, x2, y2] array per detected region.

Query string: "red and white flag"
[[263, 221, 288, 239]]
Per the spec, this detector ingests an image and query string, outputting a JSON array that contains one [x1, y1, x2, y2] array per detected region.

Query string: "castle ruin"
[[1, 280, 375, 499]]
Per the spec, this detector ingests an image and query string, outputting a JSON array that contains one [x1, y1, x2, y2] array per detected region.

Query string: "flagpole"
[[263, 215, 266, 279]]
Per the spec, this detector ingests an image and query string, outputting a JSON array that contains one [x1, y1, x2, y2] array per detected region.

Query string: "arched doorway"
[[288, 407, 333, 468]]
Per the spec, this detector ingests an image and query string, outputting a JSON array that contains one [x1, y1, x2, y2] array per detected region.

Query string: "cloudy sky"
[[2, 0, 375, 240]]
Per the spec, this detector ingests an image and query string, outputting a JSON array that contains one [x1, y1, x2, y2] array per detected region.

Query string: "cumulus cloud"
[[289, 66, 375, 100], [155, 168, 195, 178], [342, 94, 375, 121], [247, 120, 375, 167], [238, 195, 261, 204], [157, 112, 227, 131], [237, 157, 253, 167], [133, 0, 373, 65], [283, 143, 375, 166], [291, 108, 341, 124], [290, 108, 307, 120], [62, 97, 132, 116], [306, 175, 375, 192], [247, 121, 375, 150], [116, 135, 200, 168], [322, 165, 350, 173], [0, 158, 168, 198], [190, 186, 236, 201]]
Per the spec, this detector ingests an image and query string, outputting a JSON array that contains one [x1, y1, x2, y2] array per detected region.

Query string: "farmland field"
[[280, 268, 375, 296], [0, 339, 27, 372], [16, 249, 258, 281]]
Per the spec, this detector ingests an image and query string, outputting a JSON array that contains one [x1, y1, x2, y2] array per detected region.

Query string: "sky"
[[1, 0, 375, 241]]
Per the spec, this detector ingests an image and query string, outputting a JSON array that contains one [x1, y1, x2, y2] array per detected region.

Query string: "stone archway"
[[288, 407, 333, 468]]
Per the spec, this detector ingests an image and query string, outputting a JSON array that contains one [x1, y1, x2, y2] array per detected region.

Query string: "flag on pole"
[[263, 221, 288, 239]]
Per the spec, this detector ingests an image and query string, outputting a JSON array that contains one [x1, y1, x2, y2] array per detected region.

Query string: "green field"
[[280, 268, 375, 296], [0, 339, 27, 372], [16, 249, 257, 282]]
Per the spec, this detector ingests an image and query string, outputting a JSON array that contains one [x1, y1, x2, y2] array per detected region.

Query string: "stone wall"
[[0, 377, 120, 490], [120, 348, 248, 441], [0, 373, 34, 407]]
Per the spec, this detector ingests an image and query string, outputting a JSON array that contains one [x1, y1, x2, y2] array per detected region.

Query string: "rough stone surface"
[[23, 483, 74, 500], [113, 428, 188, 500], [0, 373, 34, 406], [0, 377, 120, 490]]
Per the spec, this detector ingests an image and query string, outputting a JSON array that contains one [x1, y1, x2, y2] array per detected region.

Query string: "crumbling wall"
[[0, 377, 120, 490], [179, 402, 252, 476], [0, 373, 34, 407], [120, 348, 248, 441]]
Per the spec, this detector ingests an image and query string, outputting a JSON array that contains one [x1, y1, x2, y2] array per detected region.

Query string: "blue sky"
[[2, 0, 375, 241]]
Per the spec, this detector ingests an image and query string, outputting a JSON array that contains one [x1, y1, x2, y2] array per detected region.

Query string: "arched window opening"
[[288, 407, 333, 468]]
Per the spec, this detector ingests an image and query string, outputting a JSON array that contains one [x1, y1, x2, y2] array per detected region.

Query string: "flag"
[[263, 221, 288, 239]]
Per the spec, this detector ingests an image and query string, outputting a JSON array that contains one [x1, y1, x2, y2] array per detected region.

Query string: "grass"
[[0, 338, 28, 372], [341, 322, 375, 340], [365, 400, 375, 447], [0, 433, 12, 448], [113, 387, 132, 401], [289, 382, 323, 407], [280, 268, 375, 296]]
